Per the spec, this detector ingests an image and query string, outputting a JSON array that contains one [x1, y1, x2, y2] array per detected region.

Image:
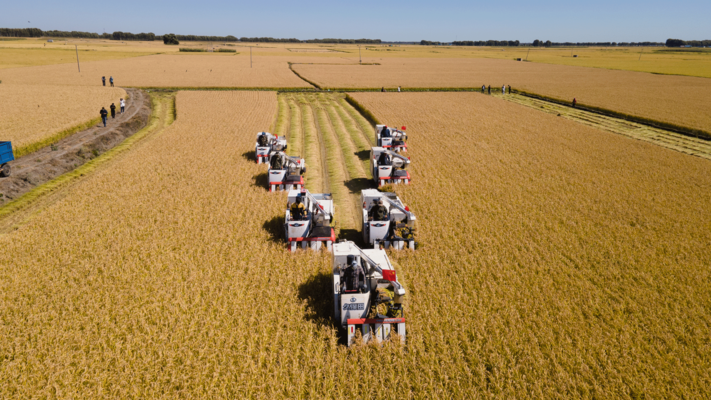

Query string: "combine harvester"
[[371, 147, 411, 187], [376, 125, 408, 153], [333, 241, 407, 346], [361, 189, 416, 250], [268, 151, 306, 192], [284, 189, 335, 251], [255, 132, 287, 164]]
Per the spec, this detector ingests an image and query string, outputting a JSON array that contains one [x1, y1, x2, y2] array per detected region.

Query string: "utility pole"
[[525, 48, 530, 61], [359, 45, 361, 64], [250, 46, 252, 68], [638, 47, 643, 60], [75, 44, 80, 72]]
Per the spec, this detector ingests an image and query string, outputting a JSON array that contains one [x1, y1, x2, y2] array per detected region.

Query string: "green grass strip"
[[313, 94, 352, 231], [287, 63, 322, 89], [0, 92, 175, 219], [13, 117, 101, 158], [274, 94, 289, 139], [333, 98, 373, 177], [298, 95, 323, 193], [286, 96, 303, 158], [343, 94, 381, 128], [512, 89, 711, 141], [321, 95, 367, 181]]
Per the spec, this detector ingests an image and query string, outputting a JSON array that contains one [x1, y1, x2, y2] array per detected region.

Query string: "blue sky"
[[2, 0, 709, 42]]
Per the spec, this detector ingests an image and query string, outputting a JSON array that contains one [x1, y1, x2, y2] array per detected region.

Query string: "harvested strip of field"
[[292, 57, 711, 132], [0, 83, 126, 156], [494, 92, 711, 159], [349, 91, 711, 398]]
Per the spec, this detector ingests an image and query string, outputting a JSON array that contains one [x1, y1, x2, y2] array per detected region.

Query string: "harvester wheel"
[[0, 163, 10, 178]]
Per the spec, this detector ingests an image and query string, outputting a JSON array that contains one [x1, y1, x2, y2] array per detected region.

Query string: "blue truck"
[[0, 141, 14, 177]]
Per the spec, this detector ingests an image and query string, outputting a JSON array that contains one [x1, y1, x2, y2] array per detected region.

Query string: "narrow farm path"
[[495, 92, 711, 160], [0, 91, 176, 233]]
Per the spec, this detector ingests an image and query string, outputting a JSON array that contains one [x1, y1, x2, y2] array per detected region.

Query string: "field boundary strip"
[[0, 91, 176, 231], [287, 63, 322, 89], [496, 92, 711, 160]]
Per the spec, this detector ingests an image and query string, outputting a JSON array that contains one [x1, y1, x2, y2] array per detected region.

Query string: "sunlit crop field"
[[0, 54, 312, 88], [2, 89, 710, 398], [293, 58, 711, 132], [0, 83, 125, 154], [349, 92, 711, 398]]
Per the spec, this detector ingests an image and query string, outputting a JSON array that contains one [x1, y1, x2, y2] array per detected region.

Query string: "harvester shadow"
[[354, 150, 370, 162], [251, 172, 268, 188], [344, 177, 372, 194], [242, 150, 255, 162], [298, 270, 343, 343], [262, 215, 284, 244]]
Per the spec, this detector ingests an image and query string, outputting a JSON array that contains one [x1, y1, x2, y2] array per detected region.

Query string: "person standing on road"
[[110, 76, 114, 87], [572, 98, 577, 108], [398, 86, 401, 92], [509, 85, 513, 94], [102, 76, 106, 86], [481, 84, 486, 93], [110, 103, 116, 119], [120, 98, 125, 113], [381, 87, 386, 92], [100, 107, 108, 127], [502, 84, 506, 94], [487, 85, 491, 94]]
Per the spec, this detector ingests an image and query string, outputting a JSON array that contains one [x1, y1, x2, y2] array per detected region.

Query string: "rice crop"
[[292, 58, 711, 132], [0, 83, 126, 155], [349, 91, 711, 398]]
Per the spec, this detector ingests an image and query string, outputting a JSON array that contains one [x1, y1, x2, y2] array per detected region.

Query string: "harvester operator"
[[368, 199, 389, 221], [344, 255, 366, 292], [381, 126, 391, 138], [290, 195, 306, 221], [377, 151, 391, 166], [257, 133, 268, 146], [270, 153, 283, 169]]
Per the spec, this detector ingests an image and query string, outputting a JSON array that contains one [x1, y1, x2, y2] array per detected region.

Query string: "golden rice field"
[[0, 83, 125, 154], [293, 58, 711, 132], [351, 92, 711, 398], [2, 88, 710, 398], [0, 54, 312, 88]]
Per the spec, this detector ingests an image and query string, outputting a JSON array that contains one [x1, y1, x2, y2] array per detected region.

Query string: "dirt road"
[[0, 88, 151, 203]]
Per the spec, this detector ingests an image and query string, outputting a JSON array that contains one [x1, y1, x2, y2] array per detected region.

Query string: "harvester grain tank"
[[0, 141, 14, 177], [333, 241, 406, 346], [255, 132, 286, 164], [285, 189, 335, 251], [371, 147, 411, 186], [376, 125, 408, 152], [268, 151, 306, 192], [361, 189, 416, 250]]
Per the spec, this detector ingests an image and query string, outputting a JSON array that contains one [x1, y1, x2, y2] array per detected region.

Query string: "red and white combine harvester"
[[361, 189, 416, 250], [376, 125, 408, 153], [284, 189, 335, 251], [268, 151, 306, 192], [333, 241, 406, 347], [255, 132, 287, 164], [370, 147, 411, 187]]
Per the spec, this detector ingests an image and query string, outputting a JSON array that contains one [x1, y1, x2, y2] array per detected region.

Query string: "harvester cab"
[[371, 147, 411, 186], [376, 125, 408, 152], [333, 241, 407, 347], [255, 132, 287, 164], [285, 189, 336, 251], [361, 189, 416, 250], [268, 151, 306, 192]]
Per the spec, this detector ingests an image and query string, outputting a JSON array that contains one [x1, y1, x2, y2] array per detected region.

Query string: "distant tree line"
[[452, 40, 520, 46], [0, 28, 45, 37], [239, 37, 302, 43], [238, 37, 381, 44], [0, 27, 238, 42], [666, 38, 711, 47]]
